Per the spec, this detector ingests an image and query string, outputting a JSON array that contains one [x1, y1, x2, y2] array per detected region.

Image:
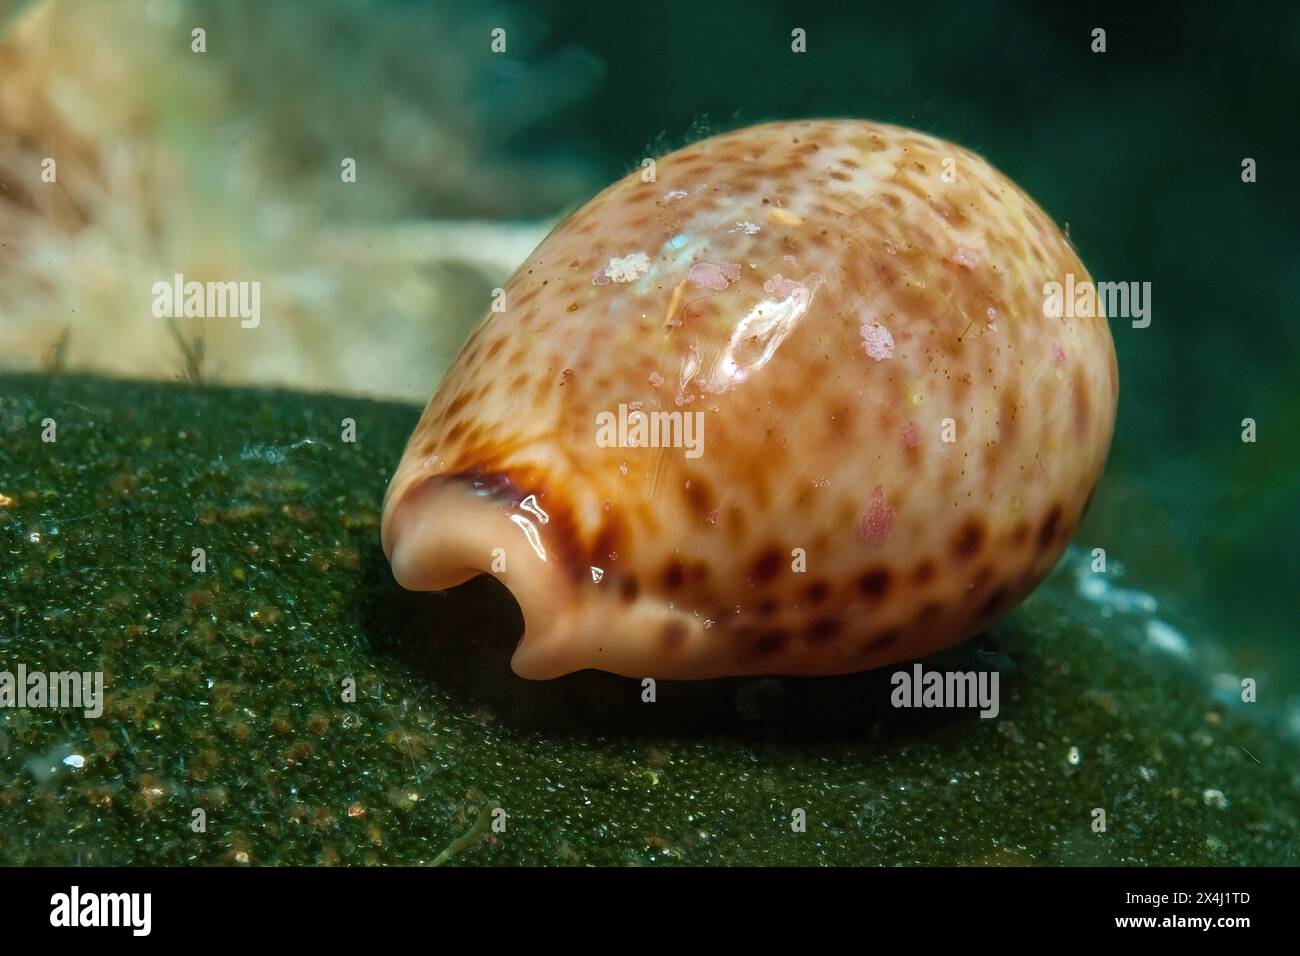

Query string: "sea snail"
[[382, 120, 1117, 680]]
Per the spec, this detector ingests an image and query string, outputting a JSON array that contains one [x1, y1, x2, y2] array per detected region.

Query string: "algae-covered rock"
[[0, 372, 1295, 865]]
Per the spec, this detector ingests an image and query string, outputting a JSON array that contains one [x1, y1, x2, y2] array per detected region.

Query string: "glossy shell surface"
[[382, 119, 1118, 679]]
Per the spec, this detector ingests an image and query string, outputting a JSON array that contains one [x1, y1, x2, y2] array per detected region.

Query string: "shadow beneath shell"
[[360, 547, 1019, 745]]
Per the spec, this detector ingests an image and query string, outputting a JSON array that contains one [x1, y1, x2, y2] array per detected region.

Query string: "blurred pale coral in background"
[[0, 0, 601, 398]]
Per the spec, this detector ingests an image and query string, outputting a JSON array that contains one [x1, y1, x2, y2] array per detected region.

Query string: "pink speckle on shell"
[[1053, 342, 1067, 364], [953, 247, 979, 269], [903, 421, 921, 448], [860, 322, 894, 361], [687, 261, 741, 291], [763, 274, 805, 300], [592, 268, 610, 286], [858, 485, 896, 546], [648, 370, 664, 388]]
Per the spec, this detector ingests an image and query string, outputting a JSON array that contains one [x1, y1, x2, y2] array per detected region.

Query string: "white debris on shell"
[[729, 221, 761, 235], [953, 247, 979, 269], [860, 322, 895, 361], [605, 252, 651, 283]]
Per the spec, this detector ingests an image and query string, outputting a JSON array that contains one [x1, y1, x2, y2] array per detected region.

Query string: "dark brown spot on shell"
[[754, 629, 789, 655], [998, 386, 1019, 445], [662, 621, 687, 647], [620, 576, 639, 603], [952, 518, 985, 560], [682, 477, 715, 519], [748, 548, 784, 586], [445, 392, 472, 417], [731, 624, 756, 643], [662, 560, 685, 590], [912, 559, 936, 586], [807, 617, 842, 642], [804, 579, 831, 604], [1072, 372, 1090, 436], [857, 566, 893, 602], [726, 505, 748, 540], [1038, 504, 1063, 550]]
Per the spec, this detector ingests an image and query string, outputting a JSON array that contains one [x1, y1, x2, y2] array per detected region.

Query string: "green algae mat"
[[0, 372, 1294, 865]]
